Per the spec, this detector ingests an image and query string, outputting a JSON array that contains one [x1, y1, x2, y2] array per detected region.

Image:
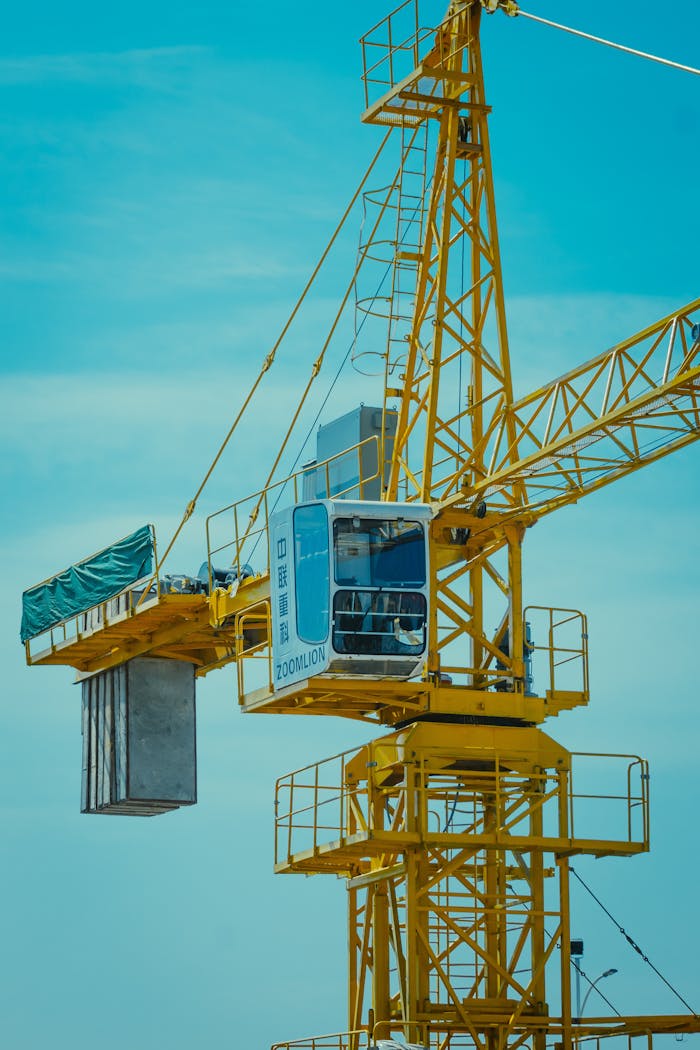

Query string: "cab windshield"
[[333, 517, 425, 589]]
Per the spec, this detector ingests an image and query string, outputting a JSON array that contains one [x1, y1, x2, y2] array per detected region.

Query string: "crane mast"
[[18, 1, 700, 1048], [270, 3, 699, 1047], [270, 4, 694, 1048], [380, 0, 526, 695], [387, 2, 519, 507]]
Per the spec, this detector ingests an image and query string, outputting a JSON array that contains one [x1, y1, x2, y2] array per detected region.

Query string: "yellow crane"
[[20, 0, 700, 1047]]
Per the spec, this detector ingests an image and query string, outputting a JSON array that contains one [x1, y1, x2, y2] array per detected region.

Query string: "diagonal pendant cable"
[[237, 128, 424, 550], [570, 956, 620, 1017], [153, 129, 392, 578], [498, 3, 700, 77], [242, 154, 438, 567], [569, 865, 698, 1016]]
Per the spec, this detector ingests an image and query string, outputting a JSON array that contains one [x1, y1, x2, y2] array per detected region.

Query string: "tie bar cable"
[[487, 1, 700, 77], [235, 128, 418, 554], [152, 128, 393, 580], [570, 957, 621, 1018], [569, 864, 699, 1017]]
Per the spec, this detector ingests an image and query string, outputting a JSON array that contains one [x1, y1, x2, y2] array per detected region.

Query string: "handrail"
[[524, 605, 589, 700], [235, 600, 273, 699], [271, 1029, 370, 1050], [205, 435, 382, 587], [360, 0, 434, 108], [275, 744, 650, 867]]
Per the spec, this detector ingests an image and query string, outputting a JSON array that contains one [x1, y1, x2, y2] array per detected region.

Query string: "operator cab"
[[270, 499, 431, 691]]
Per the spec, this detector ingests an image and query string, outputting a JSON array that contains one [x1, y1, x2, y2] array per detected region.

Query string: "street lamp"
[[580, 968, 618, 1016], [570, 939, 585, 1019]]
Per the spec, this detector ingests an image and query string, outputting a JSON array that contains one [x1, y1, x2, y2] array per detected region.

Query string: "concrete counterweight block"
[[81, 657, 197, 816]]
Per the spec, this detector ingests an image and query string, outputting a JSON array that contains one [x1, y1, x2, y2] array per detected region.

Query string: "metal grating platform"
[[26, 591, 213, 673]]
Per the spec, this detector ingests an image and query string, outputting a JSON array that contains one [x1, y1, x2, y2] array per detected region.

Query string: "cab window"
[[293, 504, 330, 644], [333, 518, 425, 589]]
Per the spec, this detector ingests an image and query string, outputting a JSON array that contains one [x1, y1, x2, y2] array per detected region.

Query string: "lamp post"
[[580, 968, 618, 1017], [570, 939, 584, 1019]]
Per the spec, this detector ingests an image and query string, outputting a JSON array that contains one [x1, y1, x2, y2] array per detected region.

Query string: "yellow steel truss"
[[262, 3, 700, 1047], [274, 722, 657, 1048], [19, 2, 700, 1048]]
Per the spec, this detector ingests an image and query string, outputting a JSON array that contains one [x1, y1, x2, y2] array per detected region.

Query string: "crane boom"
[[436, 298, 700, 523]]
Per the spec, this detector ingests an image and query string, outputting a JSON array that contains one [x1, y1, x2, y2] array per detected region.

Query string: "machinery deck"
[[26, 593, 215, 673]]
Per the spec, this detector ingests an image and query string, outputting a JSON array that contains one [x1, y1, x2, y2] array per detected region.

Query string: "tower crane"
[[19, 0, 700, 1047]]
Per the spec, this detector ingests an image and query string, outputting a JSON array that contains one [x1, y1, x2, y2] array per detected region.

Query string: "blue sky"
[[2, 1, 700, 1047]]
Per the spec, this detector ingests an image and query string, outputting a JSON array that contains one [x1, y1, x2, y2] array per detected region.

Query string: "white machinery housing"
[[270, 499, 431, 691]]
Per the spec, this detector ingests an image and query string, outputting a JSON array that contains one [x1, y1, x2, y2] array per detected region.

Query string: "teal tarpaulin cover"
[[21, 525, 154, 643]]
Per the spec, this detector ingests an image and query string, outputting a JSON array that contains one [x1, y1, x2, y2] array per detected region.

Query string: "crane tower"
[[20, 1, 700, 1049]]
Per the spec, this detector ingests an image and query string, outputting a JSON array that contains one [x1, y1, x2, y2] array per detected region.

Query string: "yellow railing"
[[440, 606, 589, 698], [568, 753, 650, 850], [271, 1031, 371, 1050], [572, 1032, 654, 1050], [275, 749, 353, 865], [274, 744, 649, 868], [271, 1023, 696, 1050], [524, 606, 589, 703], [360, 0, 426, 108], [235, 599, 273, 700], [205, 436, 381, 591], [360, 0, 476, 121]]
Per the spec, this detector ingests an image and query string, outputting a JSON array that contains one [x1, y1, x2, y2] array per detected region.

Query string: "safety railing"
[[235, 599, 273, 700], [24, 524, 161, 662], [360, 0, 427, 108], [275, 744, 649, 869], [271, 1019, 695, 1049], [572, 1030, 663, 1050], [275, 749, 355, 865], [440, 606, 588, 699], [524, 606, 589, 704], [360, 0, 476, 123], [205, 436, 381, 592], [569, 753, 649, 851], [271, 1031, 371, 1050], [571, 1025, 700, 1050]]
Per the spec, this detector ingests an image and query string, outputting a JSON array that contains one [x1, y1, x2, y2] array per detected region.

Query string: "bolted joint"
[[481, 0, 519, 13]]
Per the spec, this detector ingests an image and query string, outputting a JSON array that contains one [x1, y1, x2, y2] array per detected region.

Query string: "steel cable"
[[569, 864, 698, 1016], [570, 956, 621, 1018], [510, 6, 700, 77], [154, 129, 392, 576], [244, 162, 437, 565]]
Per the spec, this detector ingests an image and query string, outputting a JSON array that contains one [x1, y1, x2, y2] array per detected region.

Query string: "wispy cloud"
[[506, 291, 682, 397], [0, 244, 300, 287], [0, 46, 208, 89]]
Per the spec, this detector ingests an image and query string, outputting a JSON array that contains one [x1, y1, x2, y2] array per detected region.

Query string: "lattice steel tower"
[[21, 2, 700, 1049]]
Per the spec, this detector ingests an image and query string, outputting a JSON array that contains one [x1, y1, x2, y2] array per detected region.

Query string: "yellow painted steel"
[[20, 2, 700, 1049], [274, 723, 656, 1047], [260, 2, 699, 1048]]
